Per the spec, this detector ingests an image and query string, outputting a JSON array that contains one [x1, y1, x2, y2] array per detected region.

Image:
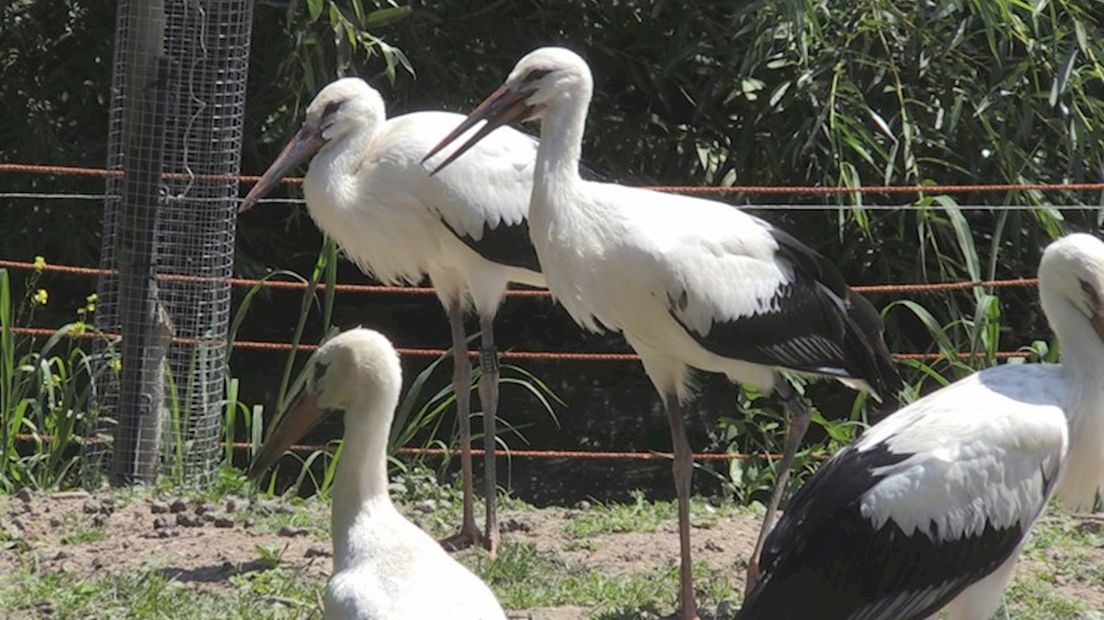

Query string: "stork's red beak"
[[422, 84, 536, 175], [238, 124, 326, 214], [247, 388, 329, 482], [1093, 313, 1104, 345]]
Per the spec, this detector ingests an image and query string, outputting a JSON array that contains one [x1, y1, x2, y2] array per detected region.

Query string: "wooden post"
[[111, 0, 174, 485]]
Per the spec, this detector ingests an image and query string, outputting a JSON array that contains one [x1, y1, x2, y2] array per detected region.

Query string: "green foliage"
[[230, 241, 562, 498], [0, 269, 107, 491], [0, 565, 321, 619], [563, 490, 736, 539], [5, 0, 1104, 507]]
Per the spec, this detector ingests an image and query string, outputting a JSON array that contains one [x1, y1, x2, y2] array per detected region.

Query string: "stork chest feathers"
[[303, 137, 441, 286], [527, 181, 627, 333], [1055, 371, 1104, 510]]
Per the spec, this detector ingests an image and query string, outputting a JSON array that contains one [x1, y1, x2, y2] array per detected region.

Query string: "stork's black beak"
[[422, 84, 536, 175], [238, 123, 326, 214], [247, 388, 330, 482]]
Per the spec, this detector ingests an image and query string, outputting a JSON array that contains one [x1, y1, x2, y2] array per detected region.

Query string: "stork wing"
[[656, 210, 899, 397], [740, 371, 1068, 619], [389, 111, 542, 272]]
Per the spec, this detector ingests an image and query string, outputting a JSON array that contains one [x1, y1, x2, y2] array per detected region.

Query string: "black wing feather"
[[438, 217, 542, 273], [738, 442, 1027, 620], [669, 227, 902, 399], [433, 135, 604, 274]]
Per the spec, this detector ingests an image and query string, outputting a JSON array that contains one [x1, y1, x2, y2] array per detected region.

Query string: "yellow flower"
[[32, 289, 48, 305], [110, 358, 122, 372], [86, 293, 97, 303], [32, 256, 46, 271], [71, 322, 88, 336]]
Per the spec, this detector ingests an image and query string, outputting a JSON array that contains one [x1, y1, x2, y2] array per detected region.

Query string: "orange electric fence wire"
[[12, 433, 806, 462], [4, 161, 1104, 195], [0, 258, 1041, 296], [0, 259, 542, 297], [0, 162, 1062, 465], [5, 326, 1033, 362]]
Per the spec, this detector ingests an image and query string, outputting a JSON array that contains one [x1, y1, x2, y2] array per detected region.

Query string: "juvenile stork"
[[425, 47, 902, 618], [248, 328, 506, 620], [738, 233, 1104, 620], [240, 78, 548, 555]]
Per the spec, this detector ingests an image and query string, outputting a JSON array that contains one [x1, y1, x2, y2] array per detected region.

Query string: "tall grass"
[[0, 269, 105, 491], [226, 238, 562, 498]]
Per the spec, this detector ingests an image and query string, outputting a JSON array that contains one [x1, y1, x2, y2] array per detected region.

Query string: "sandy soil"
[[2, 491, 1102, 619], [0, 490, 332, 593]]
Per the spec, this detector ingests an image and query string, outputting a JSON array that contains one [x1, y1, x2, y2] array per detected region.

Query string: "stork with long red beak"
[[424, 47, 902, 619], [240, 78, 551, 556]]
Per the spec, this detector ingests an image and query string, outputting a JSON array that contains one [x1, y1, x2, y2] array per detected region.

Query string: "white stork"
[[248, 328, 506, 620], [738, 233, 1104, 620], [239, 77, 550, 555], [424, 47, 902, 618]]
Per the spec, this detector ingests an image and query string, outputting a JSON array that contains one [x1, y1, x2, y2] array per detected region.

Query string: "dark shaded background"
[[3, 0, 1101, 503]]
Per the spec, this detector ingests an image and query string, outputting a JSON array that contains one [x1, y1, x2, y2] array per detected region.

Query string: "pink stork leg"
[[746, 380, 811, 593], [439, 301, 482, 551], [477, 314, 500, 557], [666, 395, 699, 620]]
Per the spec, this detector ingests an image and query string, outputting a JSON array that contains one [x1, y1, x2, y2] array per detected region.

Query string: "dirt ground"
[[1, 490, 1102, 619], [0, 490, 760, 619]]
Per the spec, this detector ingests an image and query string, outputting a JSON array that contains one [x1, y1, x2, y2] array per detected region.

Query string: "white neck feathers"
[[330, 391, 396, 571]]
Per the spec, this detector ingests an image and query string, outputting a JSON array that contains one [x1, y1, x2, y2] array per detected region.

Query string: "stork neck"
[[534, 90, 590, 194], [1047, 298, 1104, 383], [307, 123, 380, 199], [330, 402, 393, 570]]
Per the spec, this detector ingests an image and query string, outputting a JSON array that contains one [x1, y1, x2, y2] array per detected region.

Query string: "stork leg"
[[477, 314, 500, 557], [439, 302, 482, 552], [745, 381, 811, 593], [665, 396, 699, 620]]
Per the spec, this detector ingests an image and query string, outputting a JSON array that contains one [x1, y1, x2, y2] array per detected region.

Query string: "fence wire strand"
[[4, 161, 1104, 195], [0, 258, 1041, 296], [2, 159, 1070, 469], [4, 326, 1034, 362]]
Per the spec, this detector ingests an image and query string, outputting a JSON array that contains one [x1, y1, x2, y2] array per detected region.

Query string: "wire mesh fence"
[[85, 0, 253, 486]]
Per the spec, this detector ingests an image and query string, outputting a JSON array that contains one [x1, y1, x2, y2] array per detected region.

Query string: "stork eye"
[[523, 68, 553, 83], [322, 100, 344, 118], [1080, 280, 1100, 312], [314, 361, 330, 384]]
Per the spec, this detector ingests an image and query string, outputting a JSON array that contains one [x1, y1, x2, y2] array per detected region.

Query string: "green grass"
[[2, 473, 1101, 619], [564, 490, 753, 539], [0, 564, 322, 619], [57, 513, 107, 546], [1009, 515, 1104, 618], [1003, 573, 1093, 619], [471, 541, 740, 617]]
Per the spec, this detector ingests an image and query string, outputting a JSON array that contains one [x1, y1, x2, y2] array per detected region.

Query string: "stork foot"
[[438, 524, 483, 553], [677, 592, 701, 620], [482, 528, 498, 559]]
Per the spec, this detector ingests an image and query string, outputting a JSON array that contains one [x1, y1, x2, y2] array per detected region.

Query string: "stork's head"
[[247, 328, 402, 481], [423, 47, 592, 173], [238, 78, 385, 213], [1039, 233, 1104, 345]]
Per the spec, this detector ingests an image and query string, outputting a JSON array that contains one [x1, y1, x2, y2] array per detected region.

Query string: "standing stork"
[[239, 77, 548, 555], [424, 47, 902, 618], [248, 328, 506, 620], [737, 233, 1104, 619]]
